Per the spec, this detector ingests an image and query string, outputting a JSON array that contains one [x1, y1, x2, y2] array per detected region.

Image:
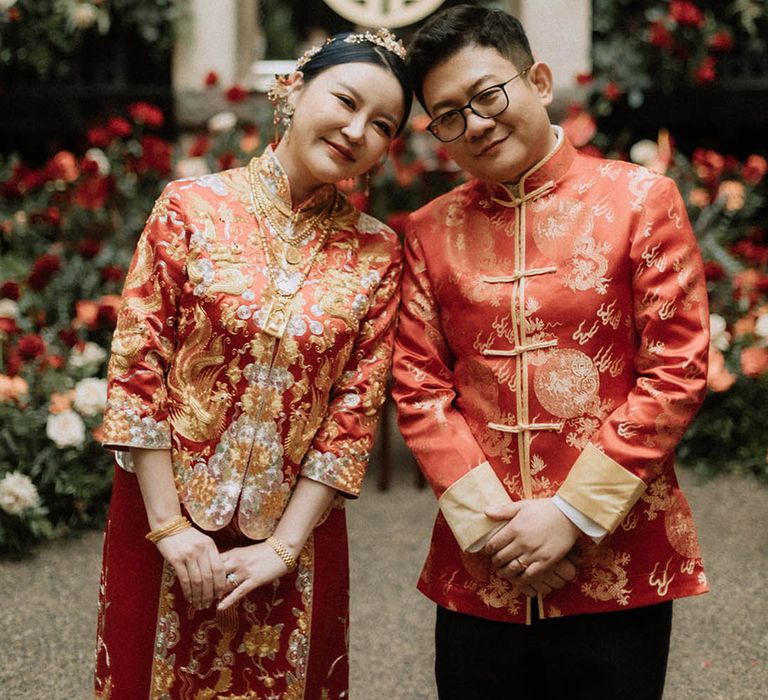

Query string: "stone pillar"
[[173, 0, 263, 126], [509, 0, 592, 119]]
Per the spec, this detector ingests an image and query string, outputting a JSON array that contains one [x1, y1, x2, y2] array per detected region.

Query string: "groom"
[[392, 5, 710, 699]]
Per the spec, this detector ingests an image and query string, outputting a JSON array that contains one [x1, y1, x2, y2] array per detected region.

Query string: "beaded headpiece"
[[295, 28, 407, 70], [267, 28, 407, 142]]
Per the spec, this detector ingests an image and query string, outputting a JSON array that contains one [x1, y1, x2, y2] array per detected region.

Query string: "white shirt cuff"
[[552, 494, 608, 543]]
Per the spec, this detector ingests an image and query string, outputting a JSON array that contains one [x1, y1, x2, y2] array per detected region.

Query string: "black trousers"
[[435, 601, 673, 700]]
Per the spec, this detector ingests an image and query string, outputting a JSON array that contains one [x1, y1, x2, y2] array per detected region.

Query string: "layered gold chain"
[[247, 157, 338, 336]]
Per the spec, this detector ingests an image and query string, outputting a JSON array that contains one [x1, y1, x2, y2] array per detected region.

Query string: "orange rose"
[[75, 300, 99, 329], [732, 316, 755, 338], [718, 180, 745, 211], [49, 390, 75, 414], [0, 374, 29, 402], [688, 188, 711, 208], [706, 347, 737, 392], [740, 346, 768, 378]]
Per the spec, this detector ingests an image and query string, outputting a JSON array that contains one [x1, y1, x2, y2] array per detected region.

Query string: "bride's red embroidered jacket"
[[392, 130, 710, 623], [101, 149, 402, 540]]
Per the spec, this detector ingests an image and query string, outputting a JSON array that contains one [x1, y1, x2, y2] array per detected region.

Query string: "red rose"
[[575, 72, 594, 86], [87, 127, 112, 148], [709, 31, 733, 52], [100, 265, 124, 282], [107, 116, 133, 139], [743, 155, 768, 185], [649, 21, 672, 49], [128, 102, 165, 129], [0, 281, 20, 300], [74, 175, 113, 210], [225, 85, 248, 103], [8, 7, 20, 22], [602, 81, 622, 102], [136, 135, 172, 176], [189, 133, 210, 158], [217, 152, 237, 171], [96, 304, 118, 328], [17, 334, 46, 361], [0, 317, 19, 335], [204, 71, 219, 88], [694, 56, 717, 85], [78, 239, 103, 259], [47, 150, 79, 182], [28, 254, 61, 291], [80, 156, 100, 176], [669, 1, 705, 28], [47, 355, 65, 369], [58, 328, 79, 347], [702, 261, 724, 282]]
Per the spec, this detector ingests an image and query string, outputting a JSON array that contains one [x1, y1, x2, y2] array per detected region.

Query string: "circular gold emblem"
[[533, 349, 599, 419], [323, 0, 446, 29]]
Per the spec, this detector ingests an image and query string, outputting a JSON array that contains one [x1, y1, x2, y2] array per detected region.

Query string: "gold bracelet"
[[145, 515, 191, 544], [266, 535, 298, 572]]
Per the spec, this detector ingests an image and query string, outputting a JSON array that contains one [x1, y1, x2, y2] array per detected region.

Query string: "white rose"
[[755, 314, 768, 340], [69, 341, 107, 369], [46, 410, 86, 448], [0, 298, 19, 319], [85, 148, 110, 176], [0, 471, 40, 515], [70, 3, 98, 29], [709, 313, 730, 351], [207, 111, 237, 133], [73, 377, 107, 416], [629, 140, 658, 168], [176, 157, 211, 179]]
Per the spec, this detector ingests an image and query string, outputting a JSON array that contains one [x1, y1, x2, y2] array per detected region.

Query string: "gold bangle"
[[266, 535, 298, 572], [145, 515, 191, 544]]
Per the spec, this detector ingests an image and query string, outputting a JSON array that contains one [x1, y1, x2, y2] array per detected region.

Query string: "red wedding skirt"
[[94, 466, 350, 699]]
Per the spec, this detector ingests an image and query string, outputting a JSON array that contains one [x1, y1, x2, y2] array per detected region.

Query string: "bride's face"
[[276, 62, 404, 200]]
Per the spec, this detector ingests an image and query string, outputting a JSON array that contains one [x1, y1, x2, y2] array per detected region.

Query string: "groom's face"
[[421, 44, 555, 184]]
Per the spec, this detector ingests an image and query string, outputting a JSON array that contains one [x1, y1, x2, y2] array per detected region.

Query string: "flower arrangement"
[[586, 0, 768, 116], [0, 0, 187, 81], [624, 133, 768, 478]]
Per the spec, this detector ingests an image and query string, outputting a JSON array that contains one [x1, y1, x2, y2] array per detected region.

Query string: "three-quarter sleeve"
[[557, 176, 710, 532], [300, 243, 403, 497], [101, 183, 189, 468]]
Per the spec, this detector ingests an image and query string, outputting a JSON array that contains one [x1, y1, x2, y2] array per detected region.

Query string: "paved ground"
[[2, 454, 766, 699]]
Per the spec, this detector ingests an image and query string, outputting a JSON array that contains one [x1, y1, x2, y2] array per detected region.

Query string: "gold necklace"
[[247, 157, 337, 337], [251, 168, 332, 265]]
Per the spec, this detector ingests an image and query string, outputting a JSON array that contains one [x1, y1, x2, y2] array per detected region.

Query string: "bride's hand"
[[217, 542, 296, 610]]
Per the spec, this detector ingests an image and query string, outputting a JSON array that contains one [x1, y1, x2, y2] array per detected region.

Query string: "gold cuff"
[[145, 515, 191, 544], [266, 535, 298, 572], [558, 443, 646, 533]]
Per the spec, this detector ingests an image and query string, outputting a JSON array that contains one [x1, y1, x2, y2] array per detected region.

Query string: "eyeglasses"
[[426, 69, 531, 143]]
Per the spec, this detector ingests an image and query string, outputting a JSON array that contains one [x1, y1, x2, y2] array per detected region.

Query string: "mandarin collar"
[[483, 126, 576, 205], [254, 145, 337, 214]]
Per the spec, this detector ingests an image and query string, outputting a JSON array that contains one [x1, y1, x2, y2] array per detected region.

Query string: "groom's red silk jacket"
[[392, 131, 710, 624]]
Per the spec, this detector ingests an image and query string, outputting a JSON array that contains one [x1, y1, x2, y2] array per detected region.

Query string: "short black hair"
[[408, 5, 534, 111], [301, 32, 413, 135]]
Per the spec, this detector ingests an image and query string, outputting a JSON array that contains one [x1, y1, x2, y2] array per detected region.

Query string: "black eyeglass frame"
[[426, 68, 531, 143]]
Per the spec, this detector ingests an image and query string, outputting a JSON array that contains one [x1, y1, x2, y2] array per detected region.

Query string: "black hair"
[[301, 32, 413, 135], [407, 5, 534, 111]]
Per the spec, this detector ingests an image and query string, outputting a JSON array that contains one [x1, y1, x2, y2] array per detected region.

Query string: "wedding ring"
[[515, 557, 528, 571], [226, 572, 239, 587]]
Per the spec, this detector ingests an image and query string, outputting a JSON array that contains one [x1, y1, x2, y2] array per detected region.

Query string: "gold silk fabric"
[[102, 147, 402, 539], [392, 130, 710, 622]]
